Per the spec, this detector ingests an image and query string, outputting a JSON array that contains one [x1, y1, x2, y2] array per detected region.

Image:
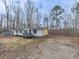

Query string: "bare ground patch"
[[0, 36, 79, 59]]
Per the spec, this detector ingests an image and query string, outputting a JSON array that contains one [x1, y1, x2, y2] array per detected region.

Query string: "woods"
[[0, 0, 79, 36]]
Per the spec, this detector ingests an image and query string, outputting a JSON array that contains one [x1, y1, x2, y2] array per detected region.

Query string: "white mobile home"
[[13, 27, 48, 37], [14, 30, 24, 36], [23, 27, 48, 37]]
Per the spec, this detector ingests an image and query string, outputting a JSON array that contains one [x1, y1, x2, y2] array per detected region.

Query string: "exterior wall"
[[42, 28, 48, 36], [32, 29, 48, 37], [32, 30, 44, 37], [14, 31, 16, 35], [13, 31, 24, 36], [13, 28, 48, 37]]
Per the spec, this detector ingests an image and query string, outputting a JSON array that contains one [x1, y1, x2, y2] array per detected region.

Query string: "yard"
[[0, 35, 79, 59]]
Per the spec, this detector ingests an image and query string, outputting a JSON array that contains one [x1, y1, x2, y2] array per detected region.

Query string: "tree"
[[0, 14, 4, 31], [63, 14, 72, 29], [34, 8, 41, 27], [24, 0, 35, 28], [16, 3, 21, 30], [2, 0, 10, 30], [71, 2, 79, 31], [11, 1, 18, 30], [50, 5, 64, 29], [12, 0, 23, 30], [44, 16, 48, 27]]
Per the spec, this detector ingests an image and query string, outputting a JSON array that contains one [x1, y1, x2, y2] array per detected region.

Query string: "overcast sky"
[[0, 0, 78, 16]]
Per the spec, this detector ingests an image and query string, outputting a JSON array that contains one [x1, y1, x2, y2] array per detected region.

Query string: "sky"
[[0, 0, 78, 16]]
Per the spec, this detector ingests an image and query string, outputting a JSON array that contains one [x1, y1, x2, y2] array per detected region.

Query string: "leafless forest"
[[0, 0, 79, 36]]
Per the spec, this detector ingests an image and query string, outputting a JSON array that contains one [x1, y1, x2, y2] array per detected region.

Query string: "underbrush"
[[49, 28, 79, 36]]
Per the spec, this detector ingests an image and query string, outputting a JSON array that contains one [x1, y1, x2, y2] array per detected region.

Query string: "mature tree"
[[34, 8, 41, 27], [50, 5, 64, 29], [24, 0, 35, 28], [2, 0, 10, 30], [0, 14, 4, 31], [12, 0, 23, 30], [11, 1, 18, 30], [63, 14, 72, 29], [16, 4, 21, 30], [44, 16, 48, 27], [71, 2, 79, 31]]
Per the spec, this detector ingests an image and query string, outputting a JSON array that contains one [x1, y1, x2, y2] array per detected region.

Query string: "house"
[[14, 27, 48, 37], [14, 30, 24, 36]]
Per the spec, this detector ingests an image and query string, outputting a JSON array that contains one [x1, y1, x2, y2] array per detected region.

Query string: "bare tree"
[[2, 0, 10, 30], [49, 5, 64, 30], [35, 8, 41, 27], [44, 16, 48, 27], [71, 2, 79, 31], [0, 14, 4, 31], [24, 0, 35, 28]]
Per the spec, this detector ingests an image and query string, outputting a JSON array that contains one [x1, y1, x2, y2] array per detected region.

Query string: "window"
[[29, 30, 31, 34], [33, 30, 37, 33], [20, 30, 22, 33]]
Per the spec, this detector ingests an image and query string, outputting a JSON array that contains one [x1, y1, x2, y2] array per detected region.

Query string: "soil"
[[0, 35, 79, 59]]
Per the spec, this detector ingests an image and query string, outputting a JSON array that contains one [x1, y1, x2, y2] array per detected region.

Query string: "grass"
[[0, 37, 43, 49]]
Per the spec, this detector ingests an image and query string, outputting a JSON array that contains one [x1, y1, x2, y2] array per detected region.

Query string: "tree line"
[[0, 0, 41, 31], [44, 2, 79, 35], [0, 0, 79, 35]]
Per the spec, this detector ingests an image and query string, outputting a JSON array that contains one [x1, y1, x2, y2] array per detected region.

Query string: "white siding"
[[13, 31, 24, 36], [32, 30, 44, 37]]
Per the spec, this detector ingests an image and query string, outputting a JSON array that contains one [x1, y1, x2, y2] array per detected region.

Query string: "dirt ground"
[[0, 36, 79, 59]]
